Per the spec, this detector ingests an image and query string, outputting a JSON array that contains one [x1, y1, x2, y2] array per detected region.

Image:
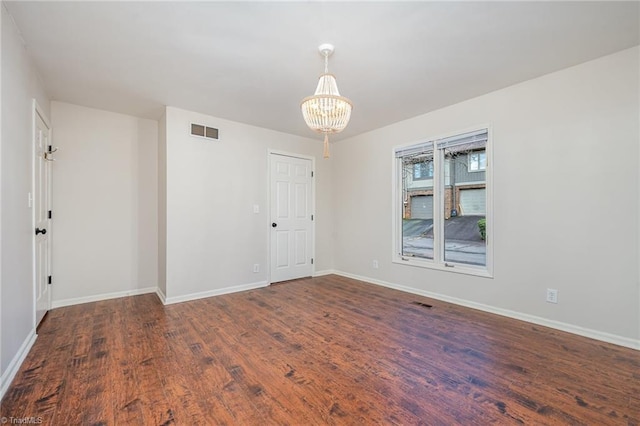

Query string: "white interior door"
[[270, 153, 313, 283], [34, 106, 52, 326]]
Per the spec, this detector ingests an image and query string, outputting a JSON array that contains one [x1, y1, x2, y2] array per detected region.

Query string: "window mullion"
[[396, 157, 404, 257], [433, 147, 444, 264]]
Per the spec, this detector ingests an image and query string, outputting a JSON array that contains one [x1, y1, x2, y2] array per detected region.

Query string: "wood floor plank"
[[1, 275, 638, 425]]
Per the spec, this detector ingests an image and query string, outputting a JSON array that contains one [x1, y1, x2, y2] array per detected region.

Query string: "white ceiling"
[[5, 1, 639, 140]]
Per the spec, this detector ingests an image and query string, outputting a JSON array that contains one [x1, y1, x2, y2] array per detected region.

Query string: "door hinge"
[[48, 275, 52, 285], [311, 214, 314, 221], [311, 258, 314, 265], [48, 145, 52, 152], [311, 171, 314, 177], [48, 210, 52, 219]]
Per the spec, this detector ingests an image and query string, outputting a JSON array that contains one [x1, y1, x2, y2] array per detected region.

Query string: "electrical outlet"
[[253, 264, 260, 273], [253, 204, 260, 214], [546, 288, 558, 304], [372, 260, 379, 269]]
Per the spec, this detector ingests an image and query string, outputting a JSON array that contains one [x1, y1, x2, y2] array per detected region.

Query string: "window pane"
[[413, 161, 433, 180], [402, 152, 434, 259], [443, 144, 486, 266], [469, 151, 487, 172], [413, 163, 422, 179], [469, 153, 479, 171]]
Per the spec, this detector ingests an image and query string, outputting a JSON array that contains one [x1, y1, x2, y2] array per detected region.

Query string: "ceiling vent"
[[191, 123, 219, 140]]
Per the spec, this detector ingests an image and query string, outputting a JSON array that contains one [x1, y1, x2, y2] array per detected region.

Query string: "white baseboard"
[[41, 272, 640, 349], [155, 286, 167, 304], [313, 269, 337, 277], [52, 287, 157, 309], [0, 329, 37, 401], [51, 280, 271, 308], [163, 281, 269, 305], [333, 271, 640, 351]]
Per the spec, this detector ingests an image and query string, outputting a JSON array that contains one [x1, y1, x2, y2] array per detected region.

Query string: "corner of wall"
[[157, 109, 167, 298]]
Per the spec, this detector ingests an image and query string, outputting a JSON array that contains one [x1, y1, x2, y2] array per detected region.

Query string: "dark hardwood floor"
[[1, 275, 638, 425]]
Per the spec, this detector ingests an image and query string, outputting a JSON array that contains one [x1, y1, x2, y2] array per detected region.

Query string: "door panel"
[[270, 154, 313, 283], [294, 230, 307, 265], [275, 231, 289, 267], [276, 184, 289, 219], [294, 183, 307, 217]]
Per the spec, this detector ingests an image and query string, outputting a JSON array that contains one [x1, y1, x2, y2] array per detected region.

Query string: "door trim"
[[267, 150, 316, 284], [32, 99, 52, 328]]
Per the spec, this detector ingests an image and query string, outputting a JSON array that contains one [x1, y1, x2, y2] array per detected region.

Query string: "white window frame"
[[392, 126, 493, 278]]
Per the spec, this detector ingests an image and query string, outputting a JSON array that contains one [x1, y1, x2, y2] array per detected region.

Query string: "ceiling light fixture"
[[301, 43, 353, 158]]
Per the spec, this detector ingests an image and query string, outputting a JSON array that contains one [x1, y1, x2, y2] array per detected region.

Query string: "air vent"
[[191, 123, 219, 140]]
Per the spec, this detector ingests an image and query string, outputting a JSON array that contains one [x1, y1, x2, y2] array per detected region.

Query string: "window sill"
[[392, 256, 493, 278]]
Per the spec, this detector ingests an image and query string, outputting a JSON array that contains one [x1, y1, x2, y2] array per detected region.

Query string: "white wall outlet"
[[372, 260, 379, 269], [253, 264, 260, 273], [546, 288, 558, 304], [253, 204, 260, 214]]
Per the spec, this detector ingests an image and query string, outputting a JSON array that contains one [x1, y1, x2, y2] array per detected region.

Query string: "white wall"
[[50, 102, 158, 306], [1, 3, 50, 394], [163, 106, 333, 302], [332, 47, 640, 347]]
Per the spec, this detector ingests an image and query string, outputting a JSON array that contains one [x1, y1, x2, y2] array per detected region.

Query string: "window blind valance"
[[395, 129, 487, 158]]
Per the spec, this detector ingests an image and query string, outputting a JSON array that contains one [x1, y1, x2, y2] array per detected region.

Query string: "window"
[[413, 161, 433, 180], [468, 151, 486, 172], [394, 128, 491, 276]]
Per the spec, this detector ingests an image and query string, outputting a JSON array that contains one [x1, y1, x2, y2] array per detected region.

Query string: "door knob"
[[35, 228, 47, 235], [272, 223, 277, 228]]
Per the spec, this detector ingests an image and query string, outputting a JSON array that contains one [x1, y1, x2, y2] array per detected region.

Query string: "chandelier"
[[301, 44, 353, 158]]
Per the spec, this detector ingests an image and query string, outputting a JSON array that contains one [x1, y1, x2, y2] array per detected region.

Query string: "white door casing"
[[34, 103, 52, 326], [269, 153, 313, 283]]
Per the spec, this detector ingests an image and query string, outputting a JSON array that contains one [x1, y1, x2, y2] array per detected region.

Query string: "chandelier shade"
[[301, 44, 353, 158], [301, 74, 353, 134]]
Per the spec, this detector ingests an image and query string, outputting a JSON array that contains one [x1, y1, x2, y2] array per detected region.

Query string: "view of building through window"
[[397, 129, 488, 269]]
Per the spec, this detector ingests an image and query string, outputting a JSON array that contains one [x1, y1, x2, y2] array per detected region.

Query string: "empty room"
[[1, 1, 639, 424]]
